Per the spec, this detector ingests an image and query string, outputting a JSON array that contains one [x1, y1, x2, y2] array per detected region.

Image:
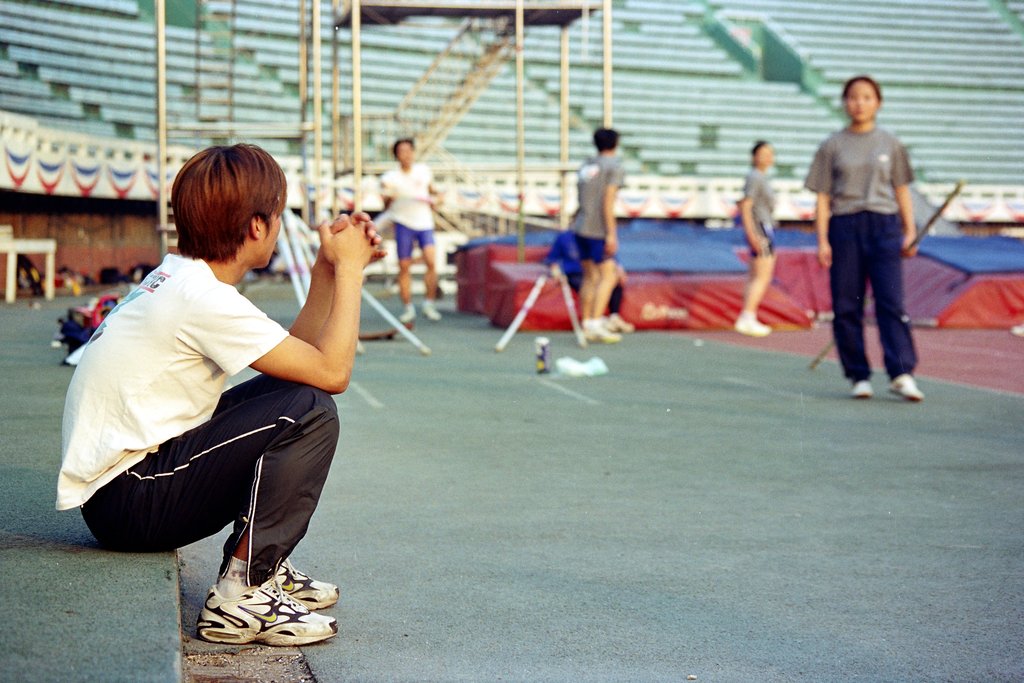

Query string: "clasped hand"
[[316, 212, 387, 271]]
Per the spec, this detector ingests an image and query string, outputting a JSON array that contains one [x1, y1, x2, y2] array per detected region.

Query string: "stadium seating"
[[711, 0, 1024, 184], [0, 0, 1022, 186]]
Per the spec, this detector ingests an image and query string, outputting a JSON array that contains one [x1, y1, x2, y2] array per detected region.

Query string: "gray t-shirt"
[[743, 168, 775, 232], [804, 127, 913, 216], [571, 154, 625, 238]]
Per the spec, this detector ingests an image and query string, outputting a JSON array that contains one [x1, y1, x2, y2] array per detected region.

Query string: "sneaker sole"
[[198, 623, 338, 647], [258, 627, 338, 647], [890, 389, 924, 402]]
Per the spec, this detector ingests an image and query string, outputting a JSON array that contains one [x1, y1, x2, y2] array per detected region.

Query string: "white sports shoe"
[[1011, 323, 1024, 337], [421, 300, 442, 321], [197, 575, 338, 646], [584, 321, 621, 344], [276, 558, 339, 610], [851, 380, 874, 399], [890, 374, 924, 402], [734, 315, 771, 337], [606, 313, 635, 334], [399, 305, 416, 324]]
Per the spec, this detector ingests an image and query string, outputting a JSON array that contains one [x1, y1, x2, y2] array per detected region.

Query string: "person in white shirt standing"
[[380, 138, 442, 323], [57, 144, 386, 646]]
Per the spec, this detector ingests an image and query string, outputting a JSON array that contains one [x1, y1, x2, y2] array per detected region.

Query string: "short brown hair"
[[171, 144, 287, 261], [842, 74, 882, 102]]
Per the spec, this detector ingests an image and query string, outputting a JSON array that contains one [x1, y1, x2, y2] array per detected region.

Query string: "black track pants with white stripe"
[[81, 375, 339, 586]]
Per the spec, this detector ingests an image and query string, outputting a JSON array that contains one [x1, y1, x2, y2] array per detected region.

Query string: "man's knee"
[[282, 385, 339, 444], [306, 386, 339, 429]]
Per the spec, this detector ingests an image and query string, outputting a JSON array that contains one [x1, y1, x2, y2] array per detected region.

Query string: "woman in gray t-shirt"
[[735, 140, 777, 337], [805, 75, 923, 402]]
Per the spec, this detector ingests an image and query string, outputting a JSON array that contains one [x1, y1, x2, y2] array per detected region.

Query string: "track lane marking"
[[723, 376, 809, 400], [537, 377, 601, 405], [349, 381, 385, 409]]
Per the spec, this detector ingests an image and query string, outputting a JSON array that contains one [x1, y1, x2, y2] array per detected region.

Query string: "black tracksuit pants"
[[81, 375, 339, 587]]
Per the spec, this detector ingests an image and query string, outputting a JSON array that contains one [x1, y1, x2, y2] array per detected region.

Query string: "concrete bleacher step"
[[0, 303, 183, 683]]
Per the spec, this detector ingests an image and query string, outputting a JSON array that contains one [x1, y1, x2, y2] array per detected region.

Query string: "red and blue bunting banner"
[[1006, 200, 1024, 223], [537, 191, 562, 216], [5, 146, 31, 188], [618, 191, 649, 217], [498, 190, 520, 213], [658, 194, 693, 218], [71, 159, 101, 196], [1, 142, 156, 200], [36, 155, 66, 194], [2, 134, 1019, 223]]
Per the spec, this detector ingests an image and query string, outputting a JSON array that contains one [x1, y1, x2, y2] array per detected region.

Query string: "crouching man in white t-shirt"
[[56, 143, 385, 646]]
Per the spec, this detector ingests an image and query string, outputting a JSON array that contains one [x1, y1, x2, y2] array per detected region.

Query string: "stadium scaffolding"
[[154, 0, 609, 255], [334, 0, 609, 256]]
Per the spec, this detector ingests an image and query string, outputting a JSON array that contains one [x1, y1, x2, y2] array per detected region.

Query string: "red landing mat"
[[483, 262, 813, 332]]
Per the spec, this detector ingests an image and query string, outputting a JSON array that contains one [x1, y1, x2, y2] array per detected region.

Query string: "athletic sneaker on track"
[[584, 321, 621, 344], [890, 374, 924, 402], [421, 300, 442, 321], [197, 576, 338, 646], [606, 313, 635, 334], [734, 313, 771, 337], [851, 380, 874, 399], [277, 558, 340, 610]]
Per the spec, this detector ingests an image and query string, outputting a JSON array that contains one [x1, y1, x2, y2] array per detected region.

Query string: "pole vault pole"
[[360, 289, 431, 355], [495, 273, 548, 352]]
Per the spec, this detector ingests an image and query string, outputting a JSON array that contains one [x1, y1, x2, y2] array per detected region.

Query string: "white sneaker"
[[734, 315, 771, 337], [276, 558, 339, 610], [584, 321, 622, 344], [890, 374, 924, 402], [421, 300, 442, 321], [197, 576, 338, 646], [399, 305, 416, 324], [1011, 323, 1024, 337], [851, 380, 874, 399], [606, 313, 635, 334]]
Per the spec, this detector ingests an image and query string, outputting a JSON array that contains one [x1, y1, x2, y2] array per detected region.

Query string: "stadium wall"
[[0, 192, 160, 286]]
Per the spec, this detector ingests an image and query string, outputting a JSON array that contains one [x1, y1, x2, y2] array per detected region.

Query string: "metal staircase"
[[390, 18, 516, 159], [358, 17, 520, 234]]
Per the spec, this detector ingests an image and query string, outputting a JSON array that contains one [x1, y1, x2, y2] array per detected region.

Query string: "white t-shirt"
[[56, 253, 289, 510], [380, 163, 434, 230]]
